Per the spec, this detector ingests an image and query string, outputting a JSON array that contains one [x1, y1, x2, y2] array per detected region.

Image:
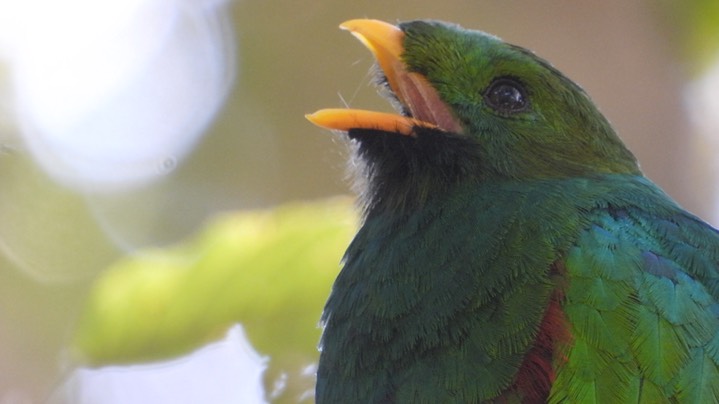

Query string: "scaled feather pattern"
[[309, 19, 719, 403]]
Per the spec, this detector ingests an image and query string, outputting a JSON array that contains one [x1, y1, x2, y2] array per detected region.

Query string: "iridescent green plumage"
[[312, 19, 719, 403]]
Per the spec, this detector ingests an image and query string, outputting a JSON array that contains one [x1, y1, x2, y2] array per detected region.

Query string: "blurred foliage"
[[660, 0, 719, 75], [0, 155, 120, 281], [72, 198, 357, 401], [3, 1, 719, 402]]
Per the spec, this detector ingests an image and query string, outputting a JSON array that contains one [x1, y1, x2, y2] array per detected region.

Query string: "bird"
[[306, 19, 719, 403]]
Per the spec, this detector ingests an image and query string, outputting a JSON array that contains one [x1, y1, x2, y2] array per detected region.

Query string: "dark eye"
[[484, 78, 528, 114]]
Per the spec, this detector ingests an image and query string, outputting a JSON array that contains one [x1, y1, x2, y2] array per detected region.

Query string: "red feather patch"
[[507, 263, 572, 402]]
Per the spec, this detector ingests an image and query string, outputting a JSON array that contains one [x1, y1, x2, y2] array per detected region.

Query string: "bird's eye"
[[484, 78, 528, 114]]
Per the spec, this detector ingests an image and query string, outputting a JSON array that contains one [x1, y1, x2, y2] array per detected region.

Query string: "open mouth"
[[306, 19, 463, 137]]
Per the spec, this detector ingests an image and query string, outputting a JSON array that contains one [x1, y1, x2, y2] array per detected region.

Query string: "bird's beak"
[[306, 19, 463, 136]]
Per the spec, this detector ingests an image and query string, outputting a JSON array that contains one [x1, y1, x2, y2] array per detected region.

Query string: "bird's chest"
[[335, 190, 566, 358], [322, 193, 571, 401]]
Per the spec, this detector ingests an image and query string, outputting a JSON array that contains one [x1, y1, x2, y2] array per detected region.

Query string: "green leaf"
[[72, 197, 357, 400], [659, 0, 719, 75]]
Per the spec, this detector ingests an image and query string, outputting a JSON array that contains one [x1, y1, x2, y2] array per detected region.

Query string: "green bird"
[[306, 19, 719, 403]]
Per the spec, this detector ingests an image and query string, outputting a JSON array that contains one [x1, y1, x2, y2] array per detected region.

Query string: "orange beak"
[[306, 19, 463, 137]]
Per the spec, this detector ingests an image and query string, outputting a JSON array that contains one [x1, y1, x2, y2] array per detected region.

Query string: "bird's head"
[[307, 19, 640, 216]]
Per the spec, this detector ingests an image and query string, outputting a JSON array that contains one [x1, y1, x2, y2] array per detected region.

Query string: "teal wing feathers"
[[554, 205, 719, 403]]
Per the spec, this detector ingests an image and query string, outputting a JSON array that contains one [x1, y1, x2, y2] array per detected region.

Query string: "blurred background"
[[0, 0, 717, 403]]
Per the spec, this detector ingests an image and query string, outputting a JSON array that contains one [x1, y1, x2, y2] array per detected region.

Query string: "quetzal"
[[306, 19, 719, 403]]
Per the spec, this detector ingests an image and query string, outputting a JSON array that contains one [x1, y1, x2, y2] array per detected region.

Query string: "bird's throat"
[[348, 125, 483, 218]]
